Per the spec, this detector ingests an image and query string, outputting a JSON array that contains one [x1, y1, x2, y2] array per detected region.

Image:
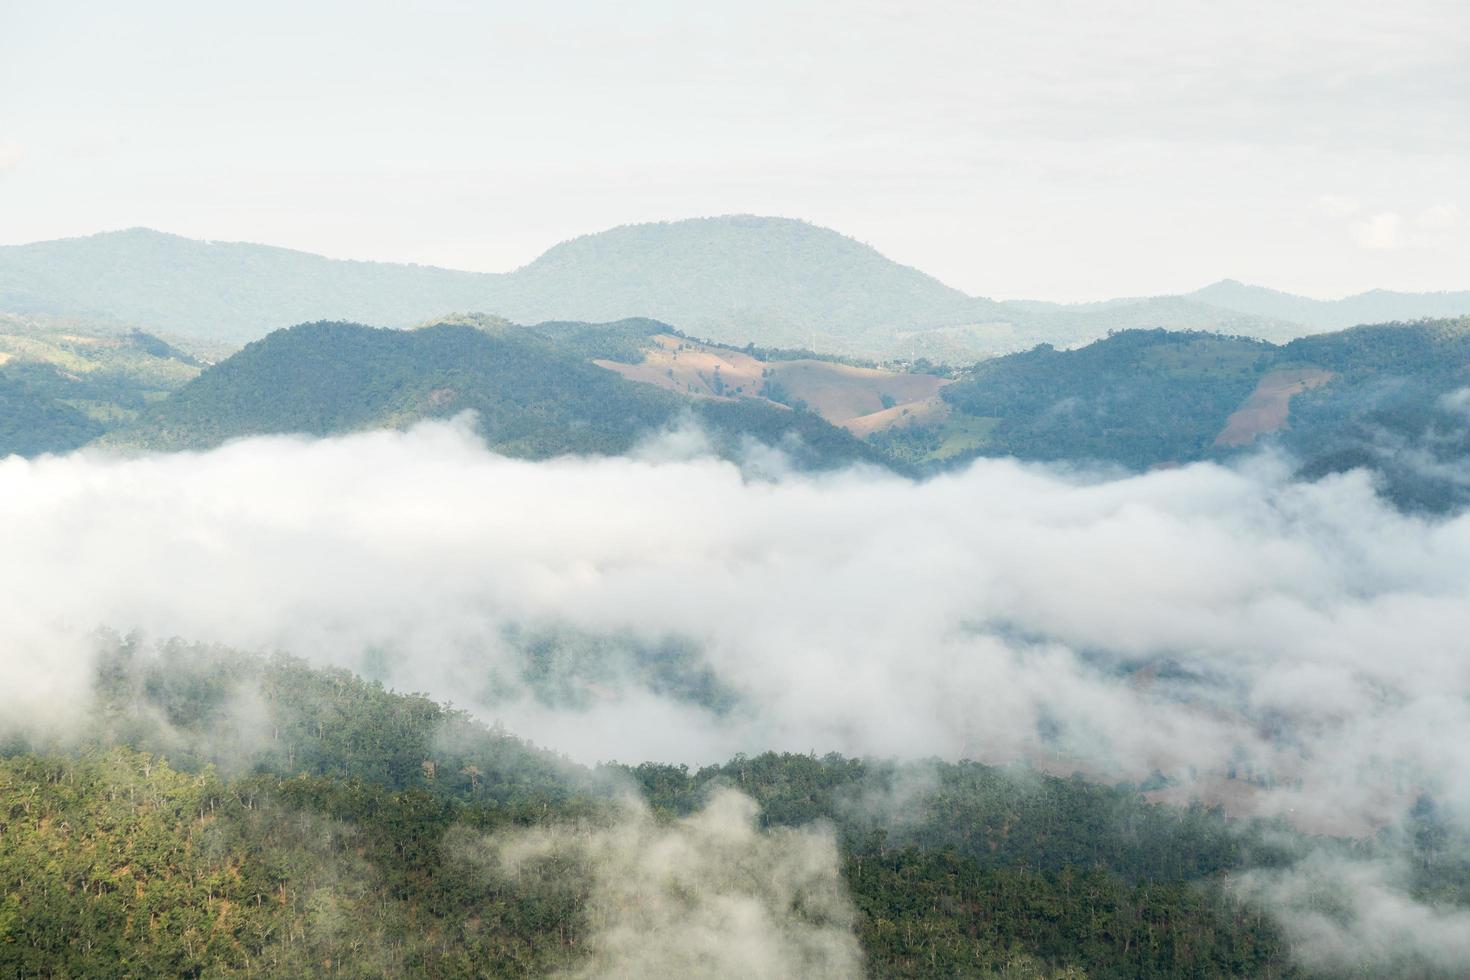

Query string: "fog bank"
[[7, 417, 1470, 969]]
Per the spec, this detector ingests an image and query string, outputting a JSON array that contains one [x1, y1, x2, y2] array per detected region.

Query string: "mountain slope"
[[107, 317, 887, 471], [0, 314, 204, 456], [887, 318, 1470, 510], [1, 636, 1330, 979]]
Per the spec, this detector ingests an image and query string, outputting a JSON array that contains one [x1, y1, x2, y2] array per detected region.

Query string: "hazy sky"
[[2, 0, 1466, 300]]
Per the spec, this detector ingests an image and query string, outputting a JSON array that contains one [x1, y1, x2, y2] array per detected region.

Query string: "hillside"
[[13, 217, 1465, 360], [591, 332, 950, 430], [878, 318, 1470, 510], [0, 313, 204, 456], [106, 317, 888, 471], [0, 636, 1357, 979]]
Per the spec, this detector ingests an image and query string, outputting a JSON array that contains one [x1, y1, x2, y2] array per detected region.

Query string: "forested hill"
[[0, 314, 205, 457], [11, 312, 1470, 513], [13, 635, 1461, 978], [104, 316, 887, 470], [878, 318, 1470, 511]]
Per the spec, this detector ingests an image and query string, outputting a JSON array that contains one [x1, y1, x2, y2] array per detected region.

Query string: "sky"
[[1, 0, 1467, 301]]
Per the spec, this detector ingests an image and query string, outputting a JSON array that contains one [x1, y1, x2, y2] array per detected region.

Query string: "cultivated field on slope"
[[594, 333, 947, 429], [1214, 367, 1335, 447]]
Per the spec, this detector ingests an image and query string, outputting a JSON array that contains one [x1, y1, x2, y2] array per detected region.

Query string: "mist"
[[4, 416, 1469, 818], [4, 416, 1470, 969], [452, 787, 861, 979]]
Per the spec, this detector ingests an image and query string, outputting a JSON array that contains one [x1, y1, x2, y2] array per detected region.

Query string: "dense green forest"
[[873, 318, 1470, 510], [103, 317, 886, 472], [931, 330, 1272, 467], [0, 317, 203, 457], [3, 637, 1466, 977], [8, 312, 1470, 512]]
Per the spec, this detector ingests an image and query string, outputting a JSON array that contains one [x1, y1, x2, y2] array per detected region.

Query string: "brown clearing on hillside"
[[842, 395, 950, 437], [594, 333, 948, 428], [1214, 368, 1334, 447]]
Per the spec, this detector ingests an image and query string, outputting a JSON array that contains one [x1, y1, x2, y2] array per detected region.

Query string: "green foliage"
[[0, 749, 590, 977], [107, 319, 888, 472], [0, 368, 106, 455], [1278, 319, 1470, 510], [940, 330, 1270, 468], [88, 635, 590, 811], [0, 316, 202, 456], [5, 645, 1469, 977], [914, 319, 1470, 513]]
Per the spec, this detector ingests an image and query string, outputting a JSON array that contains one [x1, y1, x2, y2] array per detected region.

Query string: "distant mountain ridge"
[[3, 216, 1468, 359], [1186, 279, 1470, 330]]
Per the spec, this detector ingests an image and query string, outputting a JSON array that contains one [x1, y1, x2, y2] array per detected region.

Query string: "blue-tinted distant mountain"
[[4, 218, 1468, 359], [0, 227, 503, 344], [0, 218, 1006, 353], [1188, 279, 1470, 331]]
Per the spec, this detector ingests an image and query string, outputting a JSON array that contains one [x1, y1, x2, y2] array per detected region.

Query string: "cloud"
[[1416, 202, 1461, 231], [0, 421, 1468, 824], [1316, 194, 1361, 218], [1351, 211, 1403, 249], [5, 419, 1470, 967], [0, 142, 20, 171], [1237, 852, 1470, 973], [452, 787, 862, 979]]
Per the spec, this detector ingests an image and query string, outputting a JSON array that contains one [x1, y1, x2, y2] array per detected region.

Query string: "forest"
[[3, 636, 1466, 978]]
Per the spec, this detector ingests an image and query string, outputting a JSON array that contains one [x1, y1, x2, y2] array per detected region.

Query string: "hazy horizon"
[[7, 216, 1468, 306], [3, 0, 1466, 302]]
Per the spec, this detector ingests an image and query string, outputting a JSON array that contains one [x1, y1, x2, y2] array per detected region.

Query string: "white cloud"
[[5, 420, 1470, 968], [1417, 203, 1461, 230], [1238, 853, 1470, 973], [1351, 211, 1403, 249], [454, 788, 862, 980], [2, 421, 1470, 826], [1316, 194, 1361, 218], [0, 142, 23, 173]]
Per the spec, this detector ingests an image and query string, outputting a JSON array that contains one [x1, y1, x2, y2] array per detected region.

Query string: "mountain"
[[881, 317, 1470, 510], [2, 635, 1325, 978], [999, 294, 1303, 345], [0, 227, 504, 345], [0, 218, 1001, 352], [14, 217, 1450, 360], [20, 306, 1468, 512], [1190, 279, 1470, 331], [496, 215, 1007, 348], [105, 316, 888, 471], [0, 313, 204, 456]]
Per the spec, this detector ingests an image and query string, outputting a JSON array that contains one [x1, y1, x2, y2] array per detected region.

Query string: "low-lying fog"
[[8, 414, 1470, 970]]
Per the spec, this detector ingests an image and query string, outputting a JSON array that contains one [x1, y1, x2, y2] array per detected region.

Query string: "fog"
[[5, 417, 1470, 819], [452, 787, 861, 979], [4, 416, 1470, 969]]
